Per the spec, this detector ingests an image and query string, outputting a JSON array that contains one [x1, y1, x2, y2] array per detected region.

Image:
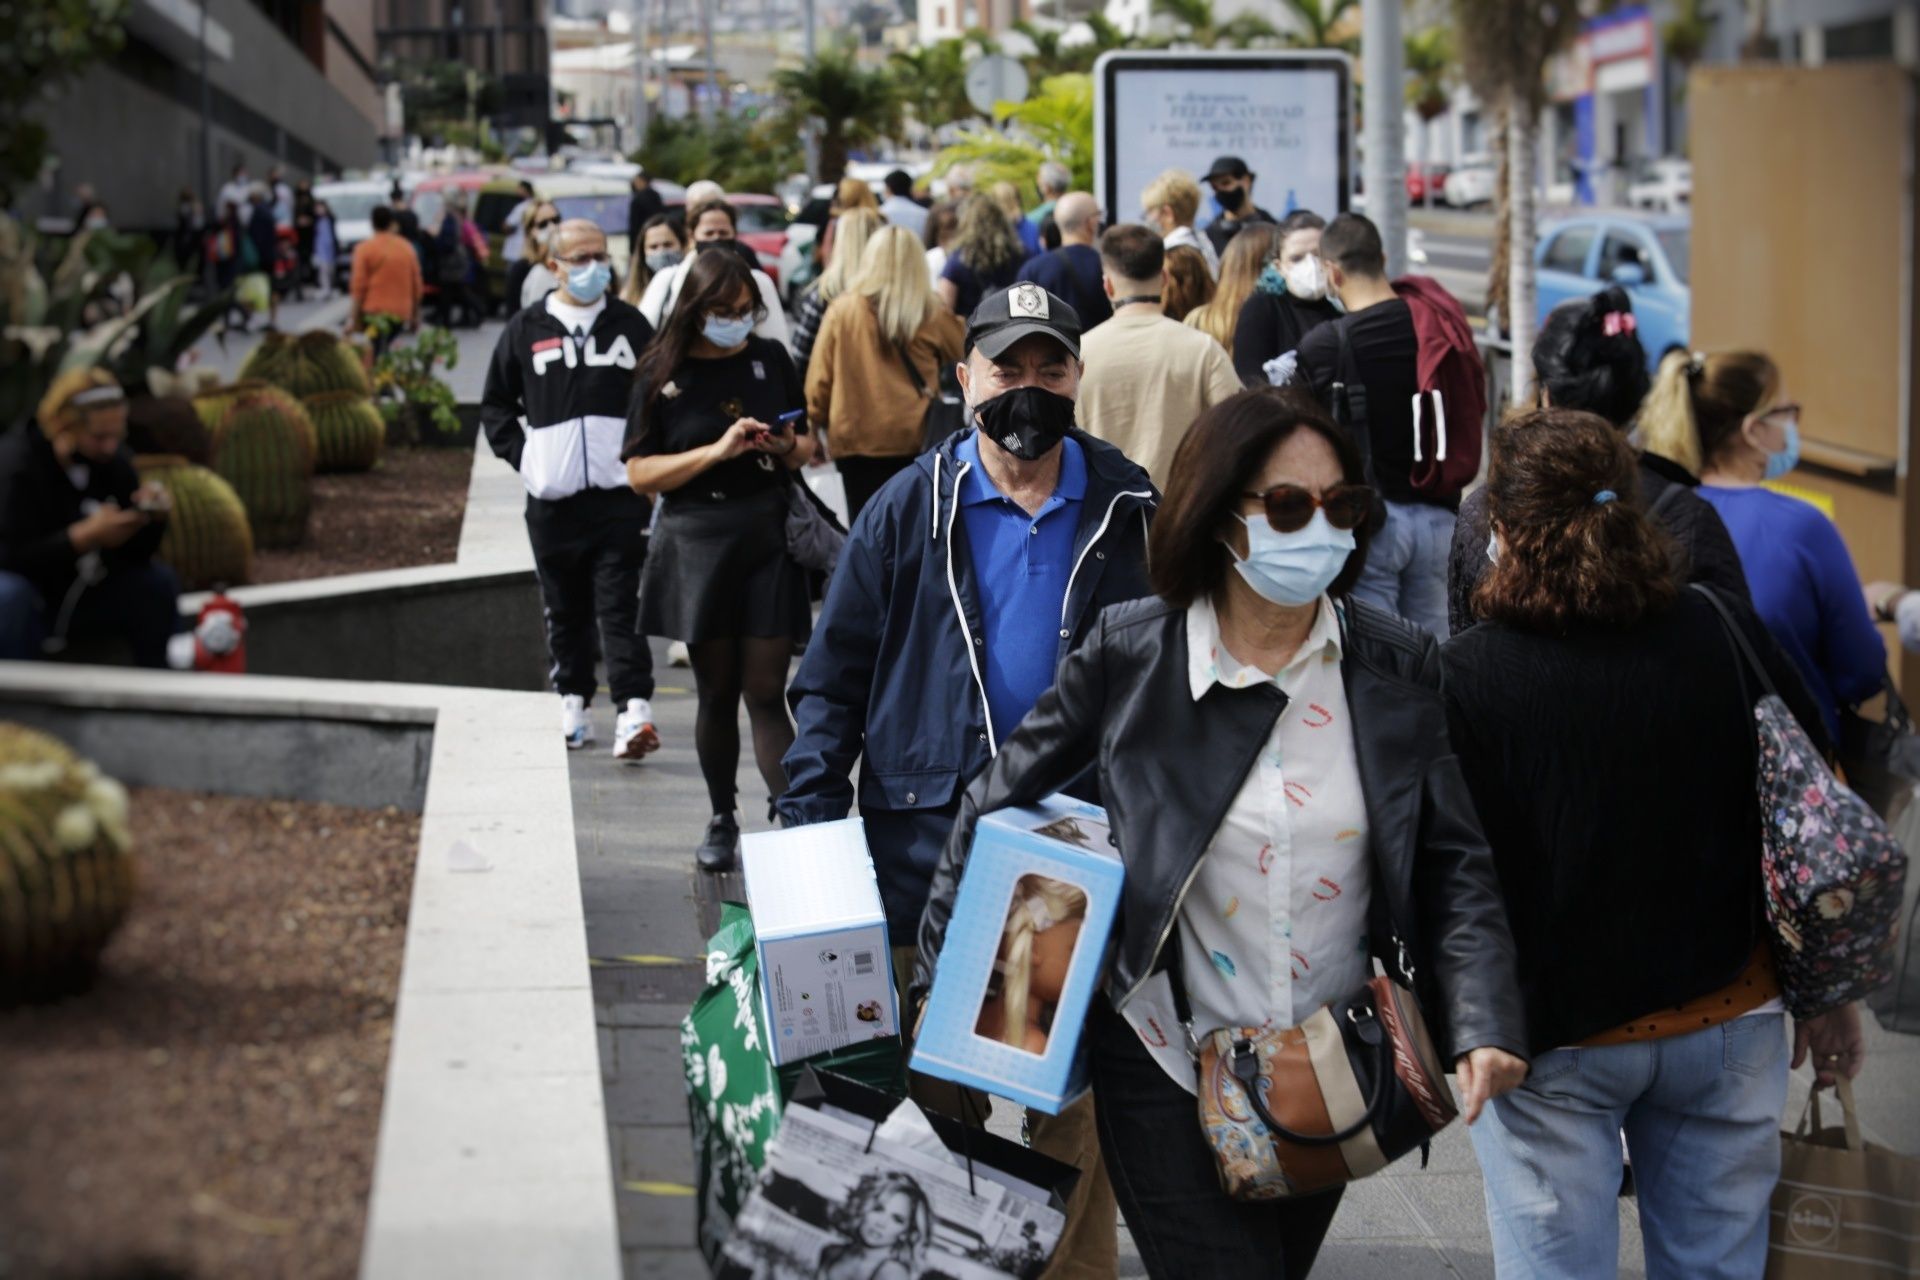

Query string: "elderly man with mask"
[[779, 283, 1155, 1280], [0, 369, 177, 665], [481, 218, 663, 760]]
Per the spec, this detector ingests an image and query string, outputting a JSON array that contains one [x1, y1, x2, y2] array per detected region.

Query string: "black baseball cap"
[[1205, 155, 1252, 182], [965, 283, 1082, 360]]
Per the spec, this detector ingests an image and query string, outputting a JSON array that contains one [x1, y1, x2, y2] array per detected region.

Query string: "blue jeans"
[[1352, 499, 1454, 639], [0, 571, 42, 660], [1470, 1013, 1789, 1280]]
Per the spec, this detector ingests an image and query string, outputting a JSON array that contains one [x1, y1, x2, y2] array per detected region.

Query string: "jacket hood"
[[915, 426, 1156, 542], [1394, 275, 1477, 380], [511, 293, 645, 340]]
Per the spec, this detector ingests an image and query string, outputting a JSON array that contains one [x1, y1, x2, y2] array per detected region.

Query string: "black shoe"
[[696, 813, 740, 873]]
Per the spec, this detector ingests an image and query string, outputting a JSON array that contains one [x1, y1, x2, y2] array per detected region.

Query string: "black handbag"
[[1838, 676, 1920, 819], [898, 341, 966, 451]]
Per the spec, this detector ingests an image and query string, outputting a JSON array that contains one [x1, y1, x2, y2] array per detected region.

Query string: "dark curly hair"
[[1473, 407, 1678, 633], [1532, 284, 1650, 429]]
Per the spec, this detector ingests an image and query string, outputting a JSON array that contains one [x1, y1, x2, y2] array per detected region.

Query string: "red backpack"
[[1395, 275, 1487, 499]]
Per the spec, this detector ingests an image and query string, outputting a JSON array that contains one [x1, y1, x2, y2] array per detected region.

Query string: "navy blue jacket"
[[778, 427, 1157, 936]]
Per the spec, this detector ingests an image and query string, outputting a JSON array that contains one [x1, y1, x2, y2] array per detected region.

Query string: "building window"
[[1825, 16, 1893, 61]]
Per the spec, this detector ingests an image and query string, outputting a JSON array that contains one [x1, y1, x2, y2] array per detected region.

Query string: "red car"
[[667, 193, 792, 290], [1406, 162, 1452, 204]]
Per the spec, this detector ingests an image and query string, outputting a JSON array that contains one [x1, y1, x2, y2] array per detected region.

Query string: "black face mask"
[[1215, 185, 1247, 213], [973, 385, 1076, 461]]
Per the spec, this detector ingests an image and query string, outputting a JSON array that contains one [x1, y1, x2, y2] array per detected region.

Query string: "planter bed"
[[251, 447, 472, 586], [0, 788, 418, 1279]]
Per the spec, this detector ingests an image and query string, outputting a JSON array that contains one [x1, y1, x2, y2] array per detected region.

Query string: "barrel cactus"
[[0, 724, 136, 1005], [303, 390, 385, 473], [135, 455, 254, 589], [240, 330, 371, 398], [192, 379, 301, 438], [208, 390, 316, 548]]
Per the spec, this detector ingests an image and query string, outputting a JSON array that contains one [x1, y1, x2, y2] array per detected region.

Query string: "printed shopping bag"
[[683, 905, 910, 1266], [717, 1068, 1079, 1280], [1766, 1078, 1920, 1278]]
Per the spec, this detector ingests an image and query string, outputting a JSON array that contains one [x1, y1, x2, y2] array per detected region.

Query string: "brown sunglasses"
[[1243, 483, 1375, 533]]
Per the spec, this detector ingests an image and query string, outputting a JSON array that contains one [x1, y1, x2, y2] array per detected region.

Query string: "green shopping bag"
[[683, 903, 908, 1266]]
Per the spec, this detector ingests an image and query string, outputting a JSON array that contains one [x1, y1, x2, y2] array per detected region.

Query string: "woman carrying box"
[[914, 386, 1528, 1279]]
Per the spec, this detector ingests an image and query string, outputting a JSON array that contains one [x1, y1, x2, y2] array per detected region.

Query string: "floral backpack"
[[1694, 585, 1908, 1017]]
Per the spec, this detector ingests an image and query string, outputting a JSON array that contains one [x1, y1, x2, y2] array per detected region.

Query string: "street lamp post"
[[1361, 0, 1407, 278]]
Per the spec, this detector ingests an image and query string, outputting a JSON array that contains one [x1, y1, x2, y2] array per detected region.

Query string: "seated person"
[[0, 369, 179, 667]]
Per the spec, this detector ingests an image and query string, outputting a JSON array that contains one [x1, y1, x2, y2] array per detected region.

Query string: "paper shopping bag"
[[1766, 1078, 1920, 1277], [717, 1068, 1079, 1280]]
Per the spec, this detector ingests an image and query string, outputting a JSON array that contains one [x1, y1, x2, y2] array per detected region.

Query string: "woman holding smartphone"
[[624, 250, 815, 872]]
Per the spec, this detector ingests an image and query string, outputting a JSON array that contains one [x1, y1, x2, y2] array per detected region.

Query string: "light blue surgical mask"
[[1225, 509, 1355, 607], [565, 259, 611, 304], [702, 314, 753, 348], [1764, 415, 1800, 481], [645, 248, 684, 273]]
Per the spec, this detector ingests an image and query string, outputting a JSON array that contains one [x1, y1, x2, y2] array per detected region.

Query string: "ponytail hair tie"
[[1601, 311, 1636, 338], [1687, 350, 1707, 381], [1592, 489, 1618, 506]]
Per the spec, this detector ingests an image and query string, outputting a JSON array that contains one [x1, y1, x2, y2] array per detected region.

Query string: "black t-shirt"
[[1297, 298, 1434, 507], [1232, 289, 1340, 387], [622, 335, 803, 502]]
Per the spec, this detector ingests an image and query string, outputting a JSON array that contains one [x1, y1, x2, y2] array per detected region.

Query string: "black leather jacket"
[[915, 594, 1528, 1063]]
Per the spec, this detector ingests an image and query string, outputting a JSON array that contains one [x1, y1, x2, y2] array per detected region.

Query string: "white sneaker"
[[562, 694, 594, 749], [668, 640, 690, 668], [613, 698, 661, 763]]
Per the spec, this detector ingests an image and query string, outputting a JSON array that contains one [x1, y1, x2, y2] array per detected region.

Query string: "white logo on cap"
[[1009, 283, 1048, 319]]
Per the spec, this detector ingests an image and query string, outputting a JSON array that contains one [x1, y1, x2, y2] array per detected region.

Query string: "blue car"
[[1535, 212, 1690, 373]]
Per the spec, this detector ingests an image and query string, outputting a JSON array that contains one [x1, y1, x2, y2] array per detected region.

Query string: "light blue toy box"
[[741, 818, 898, 1066], [910, 795, 1124, 1113]]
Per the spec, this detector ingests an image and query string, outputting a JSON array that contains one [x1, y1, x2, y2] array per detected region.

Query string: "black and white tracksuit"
[[481, 293, 656, 707]]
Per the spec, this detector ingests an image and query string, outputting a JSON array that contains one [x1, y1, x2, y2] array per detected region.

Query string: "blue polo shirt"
[[955, 431, 1087, 743]]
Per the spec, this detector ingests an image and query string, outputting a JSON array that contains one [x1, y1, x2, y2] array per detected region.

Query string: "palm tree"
[[1280, 0, 1359, 52], [935, 72, 1095, 196], [773, 49, 903, 183], [1149, 0, 1218, 45], [887, 40, 976, 135], [1218, 12, 1282, 47], [1452, 0, 1583, 397], [1404, 26, 1452, 208]]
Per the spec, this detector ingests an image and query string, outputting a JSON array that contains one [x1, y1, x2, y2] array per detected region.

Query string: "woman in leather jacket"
[[915, 387, 1528, 1278]]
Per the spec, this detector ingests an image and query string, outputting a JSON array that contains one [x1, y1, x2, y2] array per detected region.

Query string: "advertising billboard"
[[1093, 51, 1353, 226]]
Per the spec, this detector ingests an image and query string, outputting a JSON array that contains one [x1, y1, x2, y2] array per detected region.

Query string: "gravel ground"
[[251, 446, 470, 585], [0, 790, 418, 1280]]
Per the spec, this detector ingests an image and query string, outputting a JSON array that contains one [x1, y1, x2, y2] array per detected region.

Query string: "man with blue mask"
[[481, 218, 665, 762], [780, 283, 1157, 1280]]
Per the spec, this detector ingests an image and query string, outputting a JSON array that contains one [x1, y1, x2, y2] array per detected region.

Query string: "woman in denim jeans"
[[1438, 408, 1866, 1279]]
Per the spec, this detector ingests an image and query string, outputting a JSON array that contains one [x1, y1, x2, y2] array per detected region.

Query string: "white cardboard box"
[[741, 819, 898, 1066]]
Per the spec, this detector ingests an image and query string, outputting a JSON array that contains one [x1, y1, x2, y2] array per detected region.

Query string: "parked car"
[[1535, 212, 1690, 373], [1443, 154, 1497, 208], [1627, 158, 1692, 213], [1405, 161, 1451, 204], [477, 172, 636, 306]]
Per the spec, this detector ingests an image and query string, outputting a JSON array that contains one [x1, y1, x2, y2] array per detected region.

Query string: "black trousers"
[[836, 454, 917, 526], [1088, 998, 1345, 1279], [526, 489, 655, 707], [60, 561, 180, 669]]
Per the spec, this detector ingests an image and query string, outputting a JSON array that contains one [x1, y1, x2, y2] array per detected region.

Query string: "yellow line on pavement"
[[623, 1180, 697, 1197], [590, 954, 701, 967]]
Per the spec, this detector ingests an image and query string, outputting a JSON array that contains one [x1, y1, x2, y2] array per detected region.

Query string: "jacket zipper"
[[942, 458, 997, 755], [1058, 488, 1155, 638]]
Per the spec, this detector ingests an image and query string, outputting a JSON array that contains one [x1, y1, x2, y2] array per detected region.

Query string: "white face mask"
[[1284, 255, 1327, 301]]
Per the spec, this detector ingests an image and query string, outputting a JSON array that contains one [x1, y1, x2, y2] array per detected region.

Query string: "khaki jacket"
[[805, 294, 965, 459]]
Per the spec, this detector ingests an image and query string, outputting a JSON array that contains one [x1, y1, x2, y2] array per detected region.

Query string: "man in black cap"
[[779, 282, 1154, 1279], [1203, 154, 1278, 256]]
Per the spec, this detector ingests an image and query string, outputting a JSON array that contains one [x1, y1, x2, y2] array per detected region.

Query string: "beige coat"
[[805, 294, 965, 460]]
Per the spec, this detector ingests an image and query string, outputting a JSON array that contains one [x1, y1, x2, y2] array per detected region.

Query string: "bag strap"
[[894, 340, 930, 399], [1647, 478, 1688, 523], [1690, 582, 1780, 703]]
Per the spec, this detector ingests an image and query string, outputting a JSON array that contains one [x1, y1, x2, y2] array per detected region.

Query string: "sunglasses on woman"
[[532, 217, 561, 231], [1242, 483, 1375, 533]]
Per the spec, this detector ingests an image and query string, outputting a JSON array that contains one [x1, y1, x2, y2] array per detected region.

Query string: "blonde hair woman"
[[508, 200, 561, 312], [1141, 168, 1219, 277], [1182, 222, 1281, 351], [991, 179, 1042, 256], [935, 193, 1023, 319], [792, 206, 883, 382], [805, 225, 966, 519], [975, 876, 1089, 1052]]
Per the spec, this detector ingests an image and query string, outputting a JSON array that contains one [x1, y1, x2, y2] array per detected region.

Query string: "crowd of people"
[[10, 147, 1896, 1280]]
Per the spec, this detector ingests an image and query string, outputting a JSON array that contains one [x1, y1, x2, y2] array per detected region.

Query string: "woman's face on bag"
[[859, 1192, 914, 1247]]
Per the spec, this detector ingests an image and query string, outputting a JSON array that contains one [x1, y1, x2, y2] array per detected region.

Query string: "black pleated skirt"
[[639, 486, 811, 644]]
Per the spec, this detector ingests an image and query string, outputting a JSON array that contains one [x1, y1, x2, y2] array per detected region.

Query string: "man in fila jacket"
[[482, 218, 663, 760]]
